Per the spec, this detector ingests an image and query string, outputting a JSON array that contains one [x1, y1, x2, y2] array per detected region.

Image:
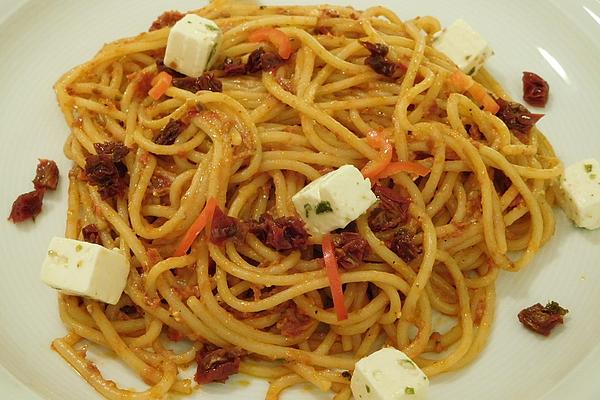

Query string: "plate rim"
[[1, 0, 599, 399]]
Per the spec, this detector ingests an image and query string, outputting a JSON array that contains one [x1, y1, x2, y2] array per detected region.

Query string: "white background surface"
[[1, 0, 599, 399]]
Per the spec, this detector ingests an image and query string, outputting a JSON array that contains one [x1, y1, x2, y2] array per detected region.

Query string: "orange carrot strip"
[[448, 70, 499, 114], [361, 130, 393, 180], [148, 71, 172, 100], [468, 84, 500, 114], [322, 234, 348, 321], [173, 197, 218, 257], [374, 161, 431, 180], [248, 28, 293, 60], [448, 70, 475, 92]]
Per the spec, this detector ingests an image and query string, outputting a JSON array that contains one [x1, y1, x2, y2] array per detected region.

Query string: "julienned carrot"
[[448, 70, 499, 114], [148, 71, 173, 100], [248, 27, 293, 60], [374, 161, 431, 180], [448, 69, 474, 91], [468, 83, 500, 114], [321, 234, 348, 321], [361, 130, 393, 180], [173, 197, 218, 257]]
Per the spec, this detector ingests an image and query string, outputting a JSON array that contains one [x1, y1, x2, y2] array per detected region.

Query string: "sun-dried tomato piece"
[[154, 119, 186, 145], [149, 11, 185, 31], [172, 73, 223, 93], [369, 184, 411, 232], [194, 347, 245, 384], [522, 71, 549, 107], [277, 303, 313, 337], [361, 41, 406, 78], [32, 159, 59, 190], [223, 57, 247, 76], [247, 214, 310, 251], [82, 224, 101, 245], [388, 229, 418, 263], [518, 301, 568, 336], [85, 142, 130, 199], [210, 207, 241, 245], [8, 189, 45, 223], [94, 142, 129, 163], [496, 98, 544, 137], [331, 232, 369, 269]]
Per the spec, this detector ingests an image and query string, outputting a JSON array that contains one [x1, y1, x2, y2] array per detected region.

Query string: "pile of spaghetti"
[[52, 1, 562, 399]]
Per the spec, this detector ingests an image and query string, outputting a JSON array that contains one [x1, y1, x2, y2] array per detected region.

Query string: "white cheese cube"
[[40, 237, 130, 305], [291, 165, 377, 237], [164, 14, 222, 78], [434, 19, 493, 75], [558, 158, 600, 230], [351, 348, 429, 400]]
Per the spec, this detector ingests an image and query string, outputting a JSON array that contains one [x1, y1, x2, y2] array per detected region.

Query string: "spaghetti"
[[51, 1, 562, 399]]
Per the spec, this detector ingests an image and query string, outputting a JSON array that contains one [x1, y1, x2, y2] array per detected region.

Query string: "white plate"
[[1, 0, 600, 399]]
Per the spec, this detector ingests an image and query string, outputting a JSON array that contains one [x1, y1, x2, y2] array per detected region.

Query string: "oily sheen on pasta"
[[51, 1, 562, 399]]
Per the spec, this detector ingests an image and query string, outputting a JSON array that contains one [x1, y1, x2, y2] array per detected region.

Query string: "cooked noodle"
[[52, 1, 562, 398]]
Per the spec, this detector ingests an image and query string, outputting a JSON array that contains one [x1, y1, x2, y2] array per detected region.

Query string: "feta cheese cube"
[[351, 348, 429, 400], [434, 19, 493, 75], [291, 165, 377, 237], [164, 14, 222, 78], [558, 158, 600, 230], [40, 237, 130, 305]]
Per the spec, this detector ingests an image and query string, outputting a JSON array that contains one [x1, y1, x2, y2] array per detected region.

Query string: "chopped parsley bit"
[[315, 201, 333, 214], [584, 164, 593, 173], [545, 301, 568, 316], [365, 385, 371, 393], [591, 174, 597, 180], [405, 387, 415, 395], [465, 54, 472, 60], [205, 24, 219, 31], [467, 66, 476, 75], [75, 244, 83, 252], [206, 44, 218, 67], [398, 359, 415, 369], [303, 203, 312, 217]]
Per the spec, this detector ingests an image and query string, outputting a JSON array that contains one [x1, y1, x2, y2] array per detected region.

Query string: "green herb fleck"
[[205, 23, 219, 31], [365, 385, 371, 393], [467, 67, 476, 75], [303, 203, 312, 218], [591, 174, 597, 180], [584, 164, 593, 173], [75, 244, 83, 252], [315, 201, 333, 214], [399, 359, 415, 369], [405, 387, 415, 395], [544, 301, 568, 316], [465, 54, 472, 60], [205, 45, 218, 69]]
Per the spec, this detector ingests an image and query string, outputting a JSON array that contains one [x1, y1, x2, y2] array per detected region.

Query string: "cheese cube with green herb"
[[558, 158, 600, 230], [291, 165, 377, 237], [40, 237, 130, 305], [351, 348, 429, 400], [164, 14, 221, 78], [433, 19, 493, 75]]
